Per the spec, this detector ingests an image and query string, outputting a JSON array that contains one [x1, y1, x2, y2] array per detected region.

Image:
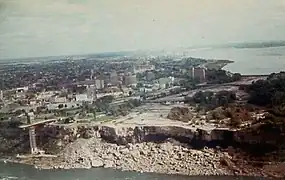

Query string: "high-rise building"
[[87, 85, 97, 101], [0, 90, 3, 100], [110, 71, 119, 86], [95, 79, 105, 89], [191, 67, 206, 82]]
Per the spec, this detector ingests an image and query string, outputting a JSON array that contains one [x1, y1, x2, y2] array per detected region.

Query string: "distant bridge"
[[19, 119, 57, 155]]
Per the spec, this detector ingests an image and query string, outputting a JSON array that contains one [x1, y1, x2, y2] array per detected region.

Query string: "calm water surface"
[[186, 46, 285, 75], [0, 162, 269, 180]]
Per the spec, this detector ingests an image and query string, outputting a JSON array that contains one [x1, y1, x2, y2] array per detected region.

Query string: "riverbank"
[[7, 136, 285, 178], [0, 162, 270, 180], [18, 137, 230, 176]]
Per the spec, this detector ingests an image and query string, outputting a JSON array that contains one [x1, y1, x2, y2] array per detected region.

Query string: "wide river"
[[1, 46, 282, 180], [185, 46, 285, 75], [0, 162, 268, 180]]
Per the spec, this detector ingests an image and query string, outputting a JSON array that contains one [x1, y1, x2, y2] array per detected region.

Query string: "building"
[[158, 78, 171, 89], [86, 85, 97, 101], [54, 96, 67, 103], [191, 67, 206, 82], [133, 62, 155, 74], [0, 90, 3, 100], [95, 79, 105, 90], [123, 73, 137, 86], [146, 71, 155, 81], [110, 71, 119, 86], [16, 86, 29, 93]]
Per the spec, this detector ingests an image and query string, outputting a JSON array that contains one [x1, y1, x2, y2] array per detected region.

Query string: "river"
[[185, 46, 285, 75], [0, 162, 268, 180]]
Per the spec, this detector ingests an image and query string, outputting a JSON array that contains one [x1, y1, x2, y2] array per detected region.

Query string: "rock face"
[[0, 120, 281, 156], [167, 107, 193, 122], [34, 137, 229, 176], [1, 120, 284, 177]]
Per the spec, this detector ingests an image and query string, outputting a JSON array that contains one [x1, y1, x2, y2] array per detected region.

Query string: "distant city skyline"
[[1, 0, 285, 59]]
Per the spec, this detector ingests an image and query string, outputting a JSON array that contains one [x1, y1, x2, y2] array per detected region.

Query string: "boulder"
[[91, 158, 104, 168], [103, 160, 114, 168]]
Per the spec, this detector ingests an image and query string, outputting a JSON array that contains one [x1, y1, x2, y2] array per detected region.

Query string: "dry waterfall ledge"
[[0, 121, 283, 177]]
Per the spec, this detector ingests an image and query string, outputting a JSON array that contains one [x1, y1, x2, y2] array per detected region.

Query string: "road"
[[147, 76, 264, 103]]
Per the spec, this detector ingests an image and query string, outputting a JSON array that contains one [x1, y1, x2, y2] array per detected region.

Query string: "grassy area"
[[0, 113, 9, 120], [96, 115, 114, 123]]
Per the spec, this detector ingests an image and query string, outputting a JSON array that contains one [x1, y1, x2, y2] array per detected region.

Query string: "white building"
[[158, 77, 172, 89], [95, 79, 105, 90], [16, 86, 29, 93], [86, 85, 97, 101], [76, 94, 91, 102], [0, 90, 3, 100], [54, 96, 67, 103]]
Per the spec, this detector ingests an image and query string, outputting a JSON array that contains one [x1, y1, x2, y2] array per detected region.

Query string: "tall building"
[[124, 73, 137, 86], [87, 85, 97, 101], [95, 79, 105, 90], [191, 67, 206, 82], [0, 90, 3, 100], [110, 71, 119, 86]]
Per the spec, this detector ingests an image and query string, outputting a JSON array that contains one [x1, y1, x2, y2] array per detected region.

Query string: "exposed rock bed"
[[33, 138, 230, 176]]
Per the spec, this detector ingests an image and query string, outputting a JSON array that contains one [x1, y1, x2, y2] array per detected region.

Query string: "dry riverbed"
[[18, 138, 231, 176]]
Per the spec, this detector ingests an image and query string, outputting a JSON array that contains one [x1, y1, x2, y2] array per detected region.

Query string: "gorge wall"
[[0, 120, 280, 155]]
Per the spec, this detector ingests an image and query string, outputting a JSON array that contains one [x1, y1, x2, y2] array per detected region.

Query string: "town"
[[0, 54, 284, 178], [0, 55, 239, 125]]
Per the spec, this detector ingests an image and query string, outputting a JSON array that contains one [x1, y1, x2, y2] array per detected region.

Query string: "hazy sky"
[[1, 0, 285, 59]]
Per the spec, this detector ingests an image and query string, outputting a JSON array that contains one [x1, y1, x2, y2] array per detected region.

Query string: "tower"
[[0, 90, 3, 101]]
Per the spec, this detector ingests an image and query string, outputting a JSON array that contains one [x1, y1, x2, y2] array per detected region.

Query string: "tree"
[[137, 82, 143, 88], [128, 91, 133, 96], [248, 72, 285, 109], [58, 104, 64, 109]]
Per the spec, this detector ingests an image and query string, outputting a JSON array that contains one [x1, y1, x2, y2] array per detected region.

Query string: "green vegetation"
[[206, 69, 241, 84], [246, 72, 285, 160], [248, 72, 285, 116], [206, 105, 253, 128], [108, 99, 142, 116], [182, 58, 207, 67], [188, 90, 237, 111]]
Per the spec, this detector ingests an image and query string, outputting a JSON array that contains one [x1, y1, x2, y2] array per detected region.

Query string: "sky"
[[0, 0, 285, 59]]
